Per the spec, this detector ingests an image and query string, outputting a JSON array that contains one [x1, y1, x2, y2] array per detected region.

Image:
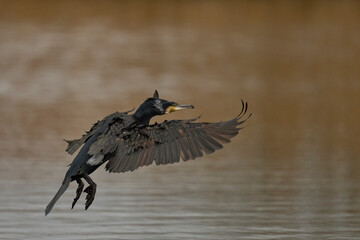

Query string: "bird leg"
[[71, 178, 84, 209], [83, 173, 97, 210]]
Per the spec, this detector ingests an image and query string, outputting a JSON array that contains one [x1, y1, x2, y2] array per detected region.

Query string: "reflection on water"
[[0, 1, 360, 239]]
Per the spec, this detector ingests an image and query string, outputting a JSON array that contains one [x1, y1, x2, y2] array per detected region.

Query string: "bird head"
[[147, 90, 194, 115], [133, 90, 194, 124]]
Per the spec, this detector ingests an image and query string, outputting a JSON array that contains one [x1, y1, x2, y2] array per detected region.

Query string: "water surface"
[[0, 1, 359, 239]]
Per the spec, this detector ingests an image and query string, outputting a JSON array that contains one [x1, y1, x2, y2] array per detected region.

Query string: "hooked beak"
[[166, 103, 195, 114]]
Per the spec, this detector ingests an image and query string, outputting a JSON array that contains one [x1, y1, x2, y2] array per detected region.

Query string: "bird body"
[[65, 112, 135, 178], [45, 90, 250, 215]]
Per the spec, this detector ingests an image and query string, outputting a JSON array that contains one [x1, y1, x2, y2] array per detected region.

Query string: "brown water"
[[0, 1, 360, 239]]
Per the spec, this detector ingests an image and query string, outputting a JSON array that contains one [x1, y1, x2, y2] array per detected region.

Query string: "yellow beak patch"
[[166, 106, 176, 114], [169, 106, 176, 113]]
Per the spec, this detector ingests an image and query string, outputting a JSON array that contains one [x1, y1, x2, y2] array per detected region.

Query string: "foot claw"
[[71, 180, 84, 209], [84, 185, 96, 210], [82, 173, 97, 211]]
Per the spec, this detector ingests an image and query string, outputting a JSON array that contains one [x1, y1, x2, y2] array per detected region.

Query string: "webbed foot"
[[83, 174, 97, 210], [71, 179, 84, 209]]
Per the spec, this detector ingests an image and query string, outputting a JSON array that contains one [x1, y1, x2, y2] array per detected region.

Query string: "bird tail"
[[45, 177, 71, 216]]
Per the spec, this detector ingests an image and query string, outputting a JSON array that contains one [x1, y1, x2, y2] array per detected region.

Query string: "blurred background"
[[0, 1, 359, 239]]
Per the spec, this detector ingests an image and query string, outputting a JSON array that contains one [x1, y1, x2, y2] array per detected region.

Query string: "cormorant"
[[45, 90, 251, 215]]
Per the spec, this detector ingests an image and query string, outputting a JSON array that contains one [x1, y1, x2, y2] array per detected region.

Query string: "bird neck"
[[132, 104, 156, 125]]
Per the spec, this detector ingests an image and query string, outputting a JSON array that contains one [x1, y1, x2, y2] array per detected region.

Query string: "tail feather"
[[45, 178, 71, 216]]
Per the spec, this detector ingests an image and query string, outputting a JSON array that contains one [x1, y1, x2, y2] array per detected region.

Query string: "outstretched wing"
[[64, 120, 103, 155], [104, 101, 251, 173], [64, 109, 134, 155]]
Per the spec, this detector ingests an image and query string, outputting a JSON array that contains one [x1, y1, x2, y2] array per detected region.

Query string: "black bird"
[[45, 90, 251, 215]]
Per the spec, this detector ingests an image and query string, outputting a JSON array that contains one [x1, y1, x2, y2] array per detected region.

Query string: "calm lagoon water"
[[0, 1, 359, 239]]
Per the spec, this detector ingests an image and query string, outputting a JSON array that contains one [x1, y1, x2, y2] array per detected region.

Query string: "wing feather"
[[65, 112, 128, 155]]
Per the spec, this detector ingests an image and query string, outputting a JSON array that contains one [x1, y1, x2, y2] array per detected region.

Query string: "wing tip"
[[236, 99, 251, 122], [184, 114, 202, 122]]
